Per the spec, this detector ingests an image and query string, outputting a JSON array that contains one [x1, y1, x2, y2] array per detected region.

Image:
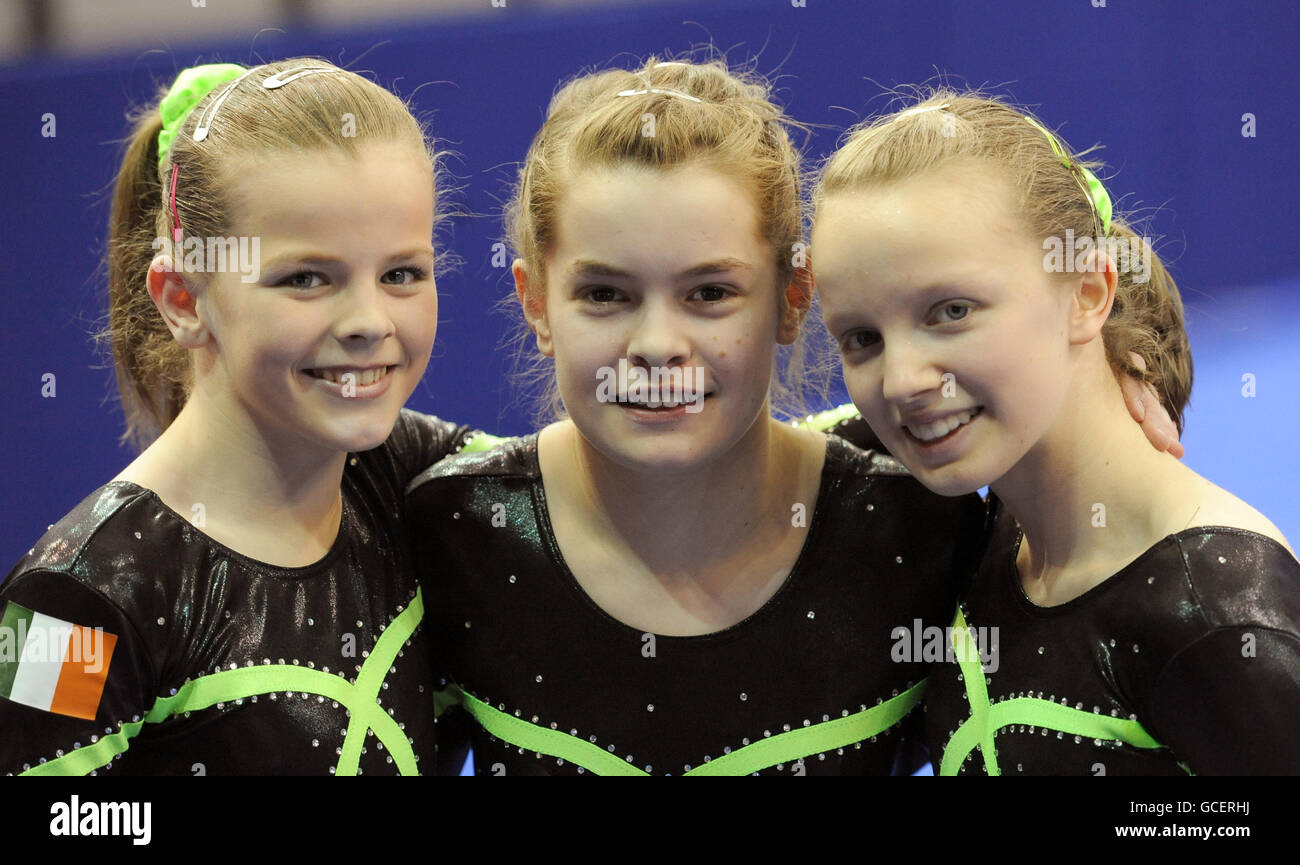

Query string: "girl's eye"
[[382, 266, 429, 286], [934, 301, 973, 324], [840, 330, 881, 354], [582, 286, 622, 304], [691, 285, 732, 303], [278, 270, 325, 290]]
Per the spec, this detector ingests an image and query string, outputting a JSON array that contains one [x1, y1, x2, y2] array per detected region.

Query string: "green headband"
[[1024, 115, 1114, 236], [157, 63, 247, 168]]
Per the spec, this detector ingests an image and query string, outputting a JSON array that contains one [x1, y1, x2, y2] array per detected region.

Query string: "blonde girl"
[[812, 91, 1300, 775], [1, 59, 474, 775], [411, 60, 994, 776]]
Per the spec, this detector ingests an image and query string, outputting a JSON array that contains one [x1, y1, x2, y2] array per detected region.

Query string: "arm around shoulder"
[[384, 409, 484, 487]]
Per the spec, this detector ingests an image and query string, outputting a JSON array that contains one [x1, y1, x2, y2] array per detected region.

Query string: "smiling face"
[[192, 142, 438, 455], [522, 162, 794, 474], [813, 162, 1076, 496]]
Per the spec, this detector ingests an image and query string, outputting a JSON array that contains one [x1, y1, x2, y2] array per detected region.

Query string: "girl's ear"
[[147, 255, 209, 349], [1068, 247, 1118, 346], [513, 259, 554, 357], [777, 265, 814, 345]]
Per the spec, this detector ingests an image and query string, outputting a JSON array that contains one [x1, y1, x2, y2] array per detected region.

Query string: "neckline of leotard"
[[990, 493, 1294, 616], [520, 432, 847, 644], [105, 480, 351, 578]]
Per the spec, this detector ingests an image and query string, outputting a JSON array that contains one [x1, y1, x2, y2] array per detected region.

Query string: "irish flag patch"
[[0, 601, 118, 720]]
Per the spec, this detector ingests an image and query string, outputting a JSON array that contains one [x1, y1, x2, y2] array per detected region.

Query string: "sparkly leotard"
[[0, 410, 476, 776], [407, 422, 986, 776], [924, 494, 1300, 775]]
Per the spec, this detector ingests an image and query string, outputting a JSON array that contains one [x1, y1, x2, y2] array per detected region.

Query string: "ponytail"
[[104, 97, 191, 452]]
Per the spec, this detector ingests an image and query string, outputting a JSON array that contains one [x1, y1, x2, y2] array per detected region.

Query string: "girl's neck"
[[541, 414, 824, 578], [116, 390, 348, 567], [991, 361, 1200, 606]]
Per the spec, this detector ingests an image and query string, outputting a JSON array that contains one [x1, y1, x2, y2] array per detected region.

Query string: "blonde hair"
[[504, 55, 828, 424], [813, 89, 1192, 434], [104, 58, 439, 451]]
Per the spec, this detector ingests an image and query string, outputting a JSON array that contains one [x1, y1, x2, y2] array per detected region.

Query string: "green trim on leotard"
[[459, 432, 509, 454], [445, 679, 926, 775], [794, 403, 862, 434], [938, 606, 1170, 776]]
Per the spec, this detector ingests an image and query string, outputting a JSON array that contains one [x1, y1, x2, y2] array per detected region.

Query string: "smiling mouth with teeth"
[[306, 366, 395, 386], [618, 399, 686, 409], [615, 393, 712, 410], [904, 407, 983, 443]]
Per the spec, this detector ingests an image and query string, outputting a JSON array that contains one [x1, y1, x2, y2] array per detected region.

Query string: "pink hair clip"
[[169, 165, 183, 244]]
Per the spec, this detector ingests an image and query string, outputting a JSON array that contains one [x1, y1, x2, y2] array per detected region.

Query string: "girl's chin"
[[311, 414, 402, 454], [927, 476, 988, 498], [575, 423, 725, 475], [902, 459, 997, 498]]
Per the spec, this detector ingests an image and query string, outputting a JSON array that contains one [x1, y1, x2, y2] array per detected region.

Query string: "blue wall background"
[[2, 0, 1298, 567]]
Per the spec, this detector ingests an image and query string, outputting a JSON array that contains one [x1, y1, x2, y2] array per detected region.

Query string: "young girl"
[[0, 59, 478, 775], [811, 91, 1300, 775], [409, 59, 1007, 776]]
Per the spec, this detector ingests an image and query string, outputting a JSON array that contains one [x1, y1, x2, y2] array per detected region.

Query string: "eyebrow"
[[565, 257, 754, 281], [822, 312, 864, 338], [262, 246, 436, 270]]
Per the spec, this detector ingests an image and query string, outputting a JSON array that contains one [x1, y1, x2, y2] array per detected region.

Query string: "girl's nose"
[[336, 282, 397, 344], [626, 300, 690, 369], [880, 339, 944, 405]]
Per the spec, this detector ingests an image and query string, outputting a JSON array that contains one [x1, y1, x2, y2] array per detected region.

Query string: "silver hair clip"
[[193, 67, 257, 142], [895, 102, 951, 120], [262, 66, 340, 89], [615, 87, 702, 103]]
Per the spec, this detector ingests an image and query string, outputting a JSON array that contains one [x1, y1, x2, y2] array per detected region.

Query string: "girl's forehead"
[[553, 165, 767, 257], [225, 147, 434, 234], [816, 170, 1027, 254], [827, 160, 1011, 214], [561, 161, 754, 208], [814, 183, 1044, 313]]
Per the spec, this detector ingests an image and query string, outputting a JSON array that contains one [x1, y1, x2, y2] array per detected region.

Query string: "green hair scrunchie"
[[157, 63, 246, 168]]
